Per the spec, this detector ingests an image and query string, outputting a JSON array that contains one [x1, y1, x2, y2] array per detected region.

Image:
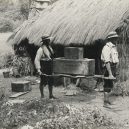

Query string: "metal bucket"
[[3, 71, 10, 78]]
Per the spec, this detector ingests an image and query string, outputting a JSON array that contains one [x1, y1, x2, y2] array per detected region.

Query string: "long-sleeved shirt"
[[101, 42, 119, 64], [34, 45, 54, 70]]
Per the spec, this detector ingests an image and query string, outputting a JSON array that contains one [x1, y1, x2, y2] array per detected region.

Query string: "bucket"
[[3, 71, 10, 78]]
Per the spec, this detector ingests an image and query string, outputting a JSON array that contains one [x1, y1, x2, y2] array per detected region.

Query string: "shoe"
[[106, 101, 111, 105], [104, 100, 113, 105], [49, 96, 57, 99], [104, 100, 111, 104], [103, 101, 111, 108], [94, 86, 97, 89]]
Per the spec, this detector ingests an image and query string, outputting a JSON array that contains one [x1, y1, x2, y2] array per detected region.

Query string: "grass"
[[0, 0, 29, 32], [0, 33, 14, 68]]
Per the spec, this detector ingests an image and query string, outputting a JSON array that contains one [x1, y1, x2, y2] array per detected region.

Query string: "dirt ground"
[[0, 71, 129, 129]]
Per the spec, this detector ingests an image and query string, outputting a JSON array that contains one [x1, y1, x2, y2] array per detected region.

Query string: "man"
[[101, 31, 119, 107], [35, 36, 56, 99]]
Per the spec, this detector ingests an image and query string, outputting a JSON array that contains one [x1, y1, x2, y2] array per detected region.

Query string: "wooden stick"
[[94, 75, 116, 80], [9, 91, 29, 98], [41, 74, 116, 80], [41, 73, 93, 78]]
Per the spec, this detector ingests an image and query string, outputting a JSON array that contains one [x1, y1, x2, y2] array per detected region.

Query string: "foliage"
[[0, 0, 30, 32], [0, 52, 14, 69], [12, 55, 33, 77], [0, 17, 14, 32], [0, 98, 115, 129], [112, 80, 129, 96], [19, 0, 30, 20]]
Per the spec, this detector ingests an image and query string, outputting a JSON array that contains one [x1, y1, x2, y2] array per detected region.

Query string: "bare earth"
[[0, 72, 129, 129], [0, 33, 129, 129]]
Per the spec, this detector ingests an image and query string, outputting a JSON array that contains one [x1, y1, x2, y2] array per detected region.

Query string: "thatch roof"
[[8, 0, 129, 46]]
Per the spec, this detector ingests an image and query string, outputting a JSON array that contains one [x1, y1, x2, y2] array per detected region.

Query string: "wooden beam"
[[41, 73, 116, 80], [9, 91, 29, 98]]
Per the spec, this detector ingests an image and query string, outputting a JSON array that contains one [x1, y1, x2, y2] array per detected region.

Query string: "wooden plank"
[[8, 99, 25, 104], [9, 91, 29, 98], [65, 90, 78, 96]]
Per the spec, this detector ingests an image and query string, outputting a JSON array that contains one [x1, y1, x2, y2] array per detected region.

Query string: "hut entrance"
[[12, 38, 38, 77]]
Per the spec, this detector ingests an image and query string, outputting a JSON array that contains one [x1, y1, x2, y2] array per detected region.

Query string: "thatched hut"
[[8, 0, 129, 80]]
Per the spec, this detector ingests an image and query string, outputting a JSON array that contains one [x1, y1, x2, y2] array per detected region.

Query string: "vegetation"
[[0, 98, 115, 129], [0, 0, 30, 32]]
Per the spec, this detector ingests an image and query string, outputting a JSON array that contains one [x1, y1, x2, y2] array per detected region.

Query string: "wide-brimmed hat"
[[107, 31, 119, 39], [41, 36, 51, 41]]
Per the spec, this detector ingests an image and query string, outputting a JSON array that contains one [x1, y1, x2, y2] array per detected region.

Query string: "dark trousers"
[[40, 59, 54, 97], [40, 75, 54, 97], [103, 63, 117, 93]]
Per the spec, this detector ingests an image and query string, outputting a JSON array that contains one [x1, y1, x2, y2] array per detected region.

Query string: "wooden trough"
[[11, 81, 32, 92], [53, 47, 95, 76], [53, 58, 95, 76]]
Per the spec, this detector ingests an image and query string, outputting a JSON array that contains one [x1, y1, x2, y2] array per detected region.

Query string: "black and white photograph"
[[0, 0, 129, 129]]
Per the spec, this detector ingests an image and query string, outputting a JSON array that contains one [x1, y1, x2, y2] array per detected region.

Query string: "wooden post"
[[63, 77, 71, 87], [63, 77, 67, 87], [75, 78, 81, 87]]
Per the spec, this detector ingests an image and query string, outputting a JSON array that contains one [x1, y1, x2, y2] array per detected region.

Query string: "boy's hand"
[[38, 69, 42, 75], [108, 75, 116, 80]]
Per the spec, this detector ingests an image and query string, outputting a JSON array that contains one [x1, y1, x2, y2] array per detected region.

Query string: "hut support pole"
[[75, 78, 81, 87], [63, 77, 67, 87], [63, 77, 71, 87], [63, 77, 81, 87]]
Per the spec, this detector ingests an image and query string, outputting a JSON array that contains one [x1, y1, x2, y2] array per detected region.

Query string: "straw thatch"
[[8, 0, 129, 46]]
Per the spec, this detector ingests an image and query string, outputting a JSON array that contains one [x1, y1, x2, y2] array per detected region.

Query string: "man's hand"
[[116, 62, 119, 69], [38, 69, 42, 76], [108, 75, 116, 80], [105, 62, 116, 79]]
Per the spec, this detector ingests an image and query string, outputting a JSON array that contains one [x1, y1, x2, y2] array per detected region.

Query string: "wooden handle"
[[94, 75, 116, 80]]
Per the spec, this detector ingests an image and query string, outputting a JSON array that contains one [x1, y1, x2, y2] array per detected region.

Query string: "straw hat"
[[41, 35, 51, 41], [107, 31, 119, 39], [40, 35, 53, 46]]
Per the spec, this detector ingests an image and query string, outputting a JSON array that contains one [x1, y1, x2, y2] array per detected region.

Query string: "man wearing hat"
[[35, 36, 56, 99], [101, 31, 119, 107]]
